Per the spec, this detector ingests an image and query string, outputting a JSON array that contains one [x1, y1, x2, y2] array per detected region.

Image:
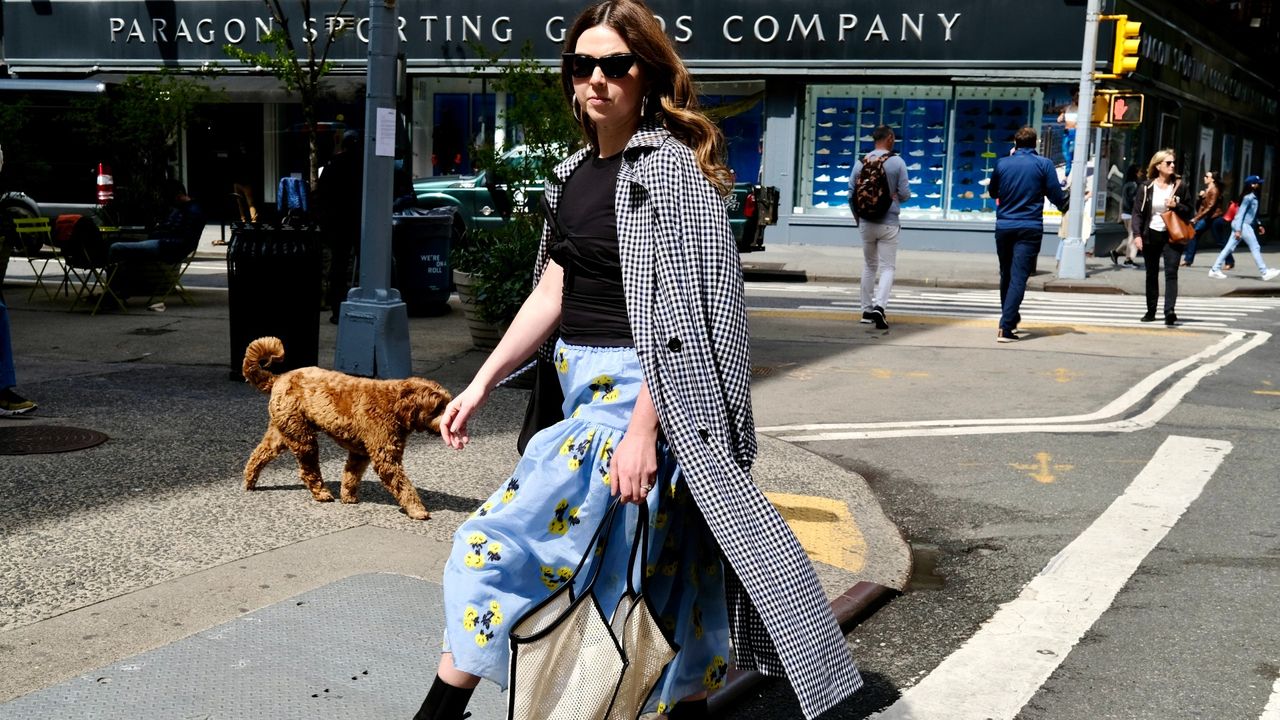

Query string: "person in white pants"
[[850, 126, 912, 330]]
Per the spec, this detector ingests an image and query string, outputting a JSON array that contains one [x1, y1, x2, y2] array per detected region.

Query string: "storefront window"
[[801, 85, 1041, 221]]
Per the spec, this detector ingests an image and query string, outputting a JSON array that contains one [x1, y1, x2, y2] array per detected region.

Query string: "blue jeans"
[[1212, 224, 1269, 275], [1, 298, 16, 388], [1181, 219, 1209, 265], [1211, 217, 1234, 267], [996, 227, 1042, 331]]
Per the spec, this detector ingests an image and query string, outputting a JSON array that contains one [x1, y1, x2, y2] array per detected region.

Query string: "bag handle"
[[567, 497, 623, 600], [624, 501, 650, 596]]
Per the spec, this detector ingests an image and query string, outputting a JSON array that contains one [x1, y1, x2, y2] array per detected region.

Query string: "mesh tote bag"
[[508, 499, 678, 720]]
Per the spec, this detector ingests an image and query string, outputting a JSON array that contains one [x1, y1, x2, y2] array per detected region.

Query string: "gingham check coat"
[[533, 124, 862, 718]]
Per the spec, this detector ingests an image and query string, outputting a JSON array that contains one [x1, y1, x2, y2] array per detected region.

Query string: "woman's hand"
[[609, 428, 659, 505], [440, 382, 490, 450], [1235, 230, 1242, 239], [1134, 236, 1143, 252]]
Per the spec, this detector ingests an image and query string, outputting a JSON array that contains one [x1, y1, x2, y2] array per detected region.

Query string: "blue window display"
[[949, 98, 1033, 218]]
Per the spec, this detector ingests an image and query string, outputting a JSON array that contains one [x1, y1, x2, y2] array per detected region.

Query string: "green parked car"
[[412, 146, 774, 252]]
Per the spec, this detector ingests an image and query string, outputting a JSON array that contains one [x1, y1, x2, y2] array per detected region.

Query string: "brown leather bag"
[[1162, 208, 1195, 244]]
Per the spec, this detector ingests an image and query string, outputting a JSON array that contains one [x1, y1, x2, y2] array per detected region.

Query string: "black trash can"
[[391, 206, 463, 317], [226, 226, 321, 380]]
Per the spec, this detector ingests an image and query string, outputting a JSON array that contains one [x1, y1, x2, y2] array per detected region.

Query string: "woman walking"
[[1208, 175, 1280, 281], [409, 2, 862, 719], [1111, 164, 1140, 267], [1131, 149, 1193, 326], [1180, 170, 1223, 267]]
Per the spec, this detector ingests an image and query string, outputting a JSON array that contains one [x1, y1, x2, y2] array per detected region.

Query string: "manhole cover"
[[0, 425, 110, 455]]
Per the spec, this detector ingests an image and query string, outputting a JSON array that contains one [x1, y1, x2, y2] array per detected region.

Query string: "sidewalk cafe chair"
[[58, 215, 124, 315], [11, 216, 68, 301]]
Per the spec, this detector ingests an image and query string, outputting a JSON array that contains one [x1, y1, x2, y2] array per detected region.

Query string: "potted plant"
[[451, 42, 579, 350]]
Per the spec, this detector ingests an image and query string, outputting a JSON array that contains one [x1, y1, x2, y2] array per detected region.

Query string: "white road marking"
[[760, 330, 1271, 441], [1261, 676, 1280, 720], [870, 435, 1232, 720]]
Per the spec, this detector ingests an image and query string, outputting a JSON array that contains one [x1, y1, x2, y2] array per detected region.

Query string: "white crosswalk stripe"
[[748, 284, 1280, 329]]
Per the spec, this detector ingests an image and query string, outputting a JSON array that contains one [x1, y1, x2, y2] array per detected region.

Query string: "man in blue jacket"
[[987, 126, 1068, 343]]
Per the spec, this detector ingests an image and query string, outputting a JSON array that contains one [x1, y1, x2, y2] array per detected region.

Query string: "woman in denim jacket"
[[1208, 176, 1279, 281]]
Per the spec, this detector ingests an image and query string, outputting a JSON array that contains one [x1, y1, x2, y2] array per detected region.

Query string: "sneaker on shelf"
[[859, 311, 873, 324], [1207, 268, 1228, 279], [0, 388, 37, 416], [996, 328, 1019, 343], [1262, 268, 1280, 281]]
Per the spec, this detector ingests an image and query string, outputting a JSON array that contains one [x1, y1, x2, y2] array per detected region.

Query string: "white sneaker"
[[1207, 269, 1227, 279], [1262, 268, 1280, 281]]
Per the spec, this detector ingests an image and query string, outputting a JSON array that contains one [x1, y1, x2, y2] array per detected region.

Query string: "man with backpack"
[[850, 125, 911, 330], [987, 126, 1068, 343]]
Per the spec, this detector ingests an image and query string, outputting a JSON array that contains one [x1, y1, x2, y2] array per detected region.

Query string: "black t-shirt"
[[552, 152, 632, 347]]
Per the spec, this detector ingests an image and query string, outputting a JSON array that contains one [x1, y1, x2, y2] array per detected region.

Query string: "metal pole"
[[334, 0, 412, 378], [1059, 0, 1101, 280]]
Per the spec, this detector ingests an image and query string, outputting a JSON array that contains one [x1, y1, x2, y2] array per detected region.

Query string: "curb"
[[708, 581, 901, 714]]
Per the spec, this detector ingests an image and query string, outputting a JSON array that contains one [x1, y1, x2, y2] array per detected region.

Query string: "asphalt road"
[[725, 283, 1280, 720]]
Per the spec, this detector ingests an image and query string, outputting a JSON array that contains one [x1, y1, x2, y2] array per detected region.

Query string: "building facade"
[[1, 0, 1275, 251]]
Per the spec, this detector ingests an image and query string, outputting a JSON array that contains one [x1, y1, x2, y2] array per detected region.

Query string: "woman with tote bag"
[[1131, 149, 1193, 326], [408, 2, 863, 720]]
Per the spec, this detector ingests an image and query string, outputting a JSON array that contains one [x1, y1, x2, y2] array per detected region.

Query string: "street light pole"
[[334, 0, 412, 378], [1059, 0, 1101, 280]]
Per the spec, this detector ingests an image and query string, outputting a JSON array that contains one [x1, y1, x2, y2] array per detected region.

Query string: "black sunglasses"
[[563, 53, 636, 79]]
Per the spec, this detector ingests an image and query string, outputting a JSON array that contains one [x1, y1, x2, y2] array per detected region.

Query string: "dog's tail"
[[242, 336, 285, 393]]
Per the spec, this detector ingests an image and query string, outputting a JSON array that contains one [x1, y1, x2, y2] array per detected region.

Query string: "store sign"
[[1, 0, 1086, 70]]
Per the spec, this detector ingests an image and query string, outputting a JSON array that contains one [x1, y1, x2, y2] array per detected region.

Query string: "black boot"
[[412, 675, 474, 720], [668, 697, 710, 719]]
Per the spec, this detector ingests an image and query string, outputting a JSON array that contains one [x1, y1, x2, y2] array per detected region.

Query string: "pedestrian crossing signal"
[[1091, 90, 1144, 127]]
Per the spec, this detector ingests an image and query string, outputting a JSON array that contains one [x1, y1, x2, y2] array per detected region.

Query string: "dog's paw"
[[313, 490, 335, 502], [340, 495, 359, 504], [405, 507, 430, 521]]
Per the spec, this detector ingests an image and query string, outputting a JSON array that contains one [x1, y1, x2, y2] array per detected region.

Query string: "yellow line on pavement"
[[765, 492, 866, 573], [1253, 390, 1280, 396], [750, 308, 1196, 336]]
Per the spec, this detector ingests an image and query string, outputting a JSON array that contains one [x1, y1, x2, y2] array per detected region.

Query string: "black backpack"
[[851, 152, 895, 222]]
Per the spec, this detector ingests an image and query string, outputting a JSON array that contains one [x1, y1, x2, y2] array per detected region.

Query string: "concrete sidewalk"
[[0, 266, 909, 719]]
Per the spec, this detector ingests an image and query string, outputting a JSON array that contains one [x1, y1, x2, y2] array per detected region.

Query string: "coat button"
[[667, 337, 682, 352], [698, 426, 710, 442]]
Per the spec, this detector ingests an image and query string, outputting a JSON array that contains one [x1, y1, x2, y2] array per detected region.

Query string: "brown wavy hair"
[[561, 0, 734, 195]]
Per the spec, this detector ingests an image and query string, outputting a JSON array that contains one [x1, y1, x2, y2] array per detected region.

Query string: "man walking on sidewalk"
[[987, 126, 1068, 343], [850, 125, 911, 330]]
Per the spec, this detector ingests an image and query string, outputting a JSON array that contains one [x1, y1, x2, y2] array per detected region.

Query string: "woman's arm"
[[610, 382, 661, 505], [440, 261, 565, 449]]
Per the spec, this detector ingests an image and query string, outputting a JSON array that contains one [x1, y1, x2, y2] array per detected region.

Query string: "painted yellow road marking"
[[1254, 390, 1280, 396], [766, 493, 866, 572], [1009, 452, 1074, 484], [1047, 368, 1079, 383], [870, 368, 930, 380]]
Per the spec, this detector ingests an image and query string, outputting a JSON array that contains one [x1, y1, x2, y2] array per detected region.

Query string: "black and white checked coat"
[[533, 125, 862, 718]]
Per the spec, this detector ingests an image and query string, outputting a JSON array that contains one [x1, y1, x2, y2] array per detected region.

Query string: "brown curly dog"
[[241, 336, 452, 520]]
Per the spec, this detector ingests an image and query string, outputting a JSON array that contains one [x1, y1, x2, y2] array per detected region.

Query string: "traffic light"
[[1108, 93, 1143, 125], [1090, 90, 1144, 127], [1110, 15, 1142, 76]]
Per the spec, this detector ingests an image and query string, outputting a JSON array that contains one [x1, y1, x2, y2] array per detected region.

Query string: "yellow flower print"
[[692, 604, 704, 640], [703, 656, 728, 690], [462, 606, 479, 632], [475, 633, 489, 648], [566, 429, 595, 470], [589, 375, 620, 402], [571, 406, 582, 419], [645, 563, 656, 578], [559, 436, 576, 456], [653, 510, 668, 530], [662, 615, 677, 634], [463, 552, 485, 569], [463, 531, 489, 569], [657, 702, 669, 714], [473, 501, 493, 518], [661, 561, 677, 577], [466, 532, 486, 546], [486, 542, 502, 562], [488, 600, 504, 626], [540, 565, 574, 591], [548, 499, 580, 535], [555, 348, 569, 373], [598, 436, 614, 463], [501, 476, 520, 504]]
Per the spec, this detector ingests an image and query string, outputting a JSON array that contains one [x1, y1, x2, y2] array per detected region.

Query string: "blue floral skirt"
[[442, 341, 730, 713]]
